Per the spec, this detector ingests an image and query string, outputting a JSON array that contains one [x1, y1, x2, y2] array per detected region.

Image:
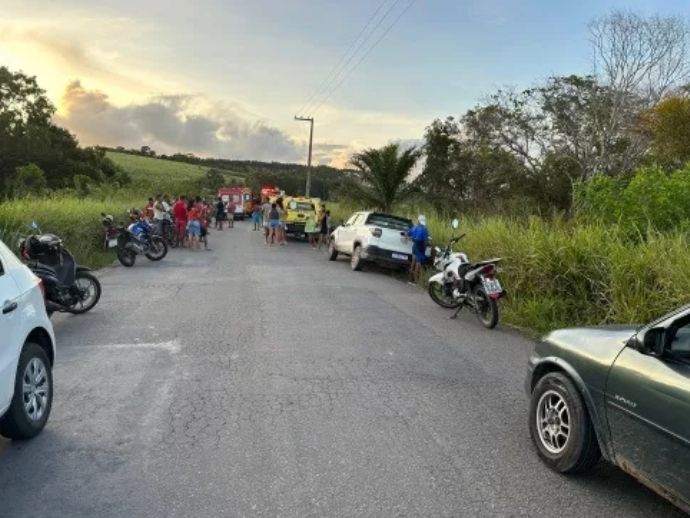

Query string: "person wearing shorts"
[[187, 204, 202, 249], [407, 214, 429, 285], [267, 203, 281, 246]]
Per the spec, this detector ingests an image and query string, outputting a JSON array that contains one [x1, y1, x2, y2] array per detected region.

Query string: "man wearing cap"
[[407, 214, 429, 285]]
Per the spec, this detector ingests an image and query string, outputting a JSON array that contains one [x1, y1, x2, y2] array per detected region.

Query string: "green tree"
[[646, 96, 690, 168], [13, 163, 47, 196], [345, 143, 420, 212]]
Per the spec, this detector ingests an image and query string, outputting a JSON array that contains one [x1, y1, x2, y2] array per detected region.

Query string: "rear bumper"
[[286, 222, 306, 234], [360, 245, 411, 267]]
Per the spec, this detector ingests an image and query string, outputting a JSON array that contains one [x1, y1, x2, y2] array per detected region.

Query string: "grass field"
[[107, 151, 245, 193]]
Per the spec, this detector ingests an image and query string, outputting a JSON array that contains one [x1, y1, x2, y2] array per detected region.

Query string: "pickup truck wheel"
[[328, 240, 338, 261], [0, 342, 53, 440], [529, 372, 600, 474], [351, 245, 364, 271]]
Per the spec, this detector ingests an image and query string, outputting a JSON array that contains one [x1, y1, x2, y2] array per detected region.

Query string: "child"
[[304, 213, 317, 249]]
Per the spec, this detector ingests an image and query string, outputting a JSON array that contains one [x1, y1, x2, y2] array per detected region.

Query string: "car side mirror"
[[632, 327, 666, 357]]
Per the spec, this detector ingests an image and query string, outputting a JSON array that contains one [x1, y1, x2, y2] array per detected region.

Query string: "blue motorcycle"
[[102, 213, 168, 267]]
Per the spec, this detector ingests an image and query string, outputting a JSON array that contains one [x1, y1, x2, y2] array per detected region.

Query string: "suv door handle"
[[2, 301, 18, 315]]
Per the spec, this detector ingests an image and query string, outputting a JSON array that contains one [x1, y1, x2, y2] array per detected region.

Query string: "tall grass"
[[0, 194, 139, 268], [330, 202, 690, 333]]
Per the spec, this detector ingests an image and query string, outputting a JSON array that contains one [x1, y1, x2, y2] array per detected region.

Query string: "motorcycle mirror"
[[451, 218, 459, 229]]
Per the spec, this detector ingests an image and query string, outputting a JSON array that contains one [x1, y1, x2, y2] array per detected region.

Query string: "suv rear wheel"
[[0, 342, 53, 440], [529, 372, 600, 474], [328, 240, 338, 261]]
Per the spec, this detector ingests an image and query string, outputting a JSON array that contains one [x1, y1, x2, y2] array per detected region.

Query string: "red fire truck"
[[217, 187, 252, 220]]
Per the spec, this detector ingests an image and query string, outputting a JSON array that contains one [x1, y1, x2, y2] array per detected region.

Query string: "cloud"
[[55, 81, 307, 162]]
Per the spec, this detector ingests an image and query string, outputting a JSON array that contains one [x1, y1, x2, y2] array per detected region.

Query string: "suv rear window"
[[365, 213, 412, 231], [289, 201, 315, 211]]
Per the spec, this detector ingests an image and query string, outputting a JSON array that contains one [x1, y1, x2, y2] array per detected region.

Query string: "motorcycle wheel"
[[117, 248, 136, 267], [474, 285, 499, 329], [163, 225, 178, 248], [68, 271, 102, 314], [145, 237, 168, 261], [428, 281, 461, 309]]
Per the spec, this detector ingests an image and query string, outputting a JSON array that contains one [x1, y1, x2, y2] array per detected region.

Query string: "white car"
[[0, 238, 55, 439], [328, 211, 414, 271]]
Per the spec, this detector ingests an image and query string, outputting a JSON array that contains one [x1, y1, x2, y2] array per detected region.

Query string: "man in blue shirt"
[[407, 214, 429, 285]]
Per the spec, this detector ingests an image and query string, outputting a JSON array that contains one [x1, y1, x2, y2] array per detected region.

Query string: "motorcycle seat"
[[470, 258, 502, 268]]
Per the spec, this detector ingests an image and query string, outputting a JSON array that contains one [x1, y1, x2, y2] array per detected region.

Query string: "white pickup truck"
[[328, 211, 414, 271]]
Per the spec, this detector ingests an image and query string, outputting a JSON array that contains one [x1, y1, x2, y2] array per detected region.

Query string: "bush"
[[575, 164, 690, 232]]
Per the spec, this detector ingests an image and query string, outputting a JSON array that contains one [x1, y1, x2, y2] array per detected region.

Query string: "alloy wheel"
[[22, 357, 49, 422], [536, 389, 571, 454]]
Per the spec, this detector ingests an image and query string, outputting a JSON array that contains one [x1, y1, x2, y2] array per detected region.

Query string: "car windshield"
[[365, 213, 412, 231], [289, 201, 315, 211]]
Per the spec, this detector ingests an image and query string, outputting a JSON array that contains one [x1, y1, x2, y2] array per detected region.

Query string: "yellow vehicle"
[[282, 196, 321, 237]]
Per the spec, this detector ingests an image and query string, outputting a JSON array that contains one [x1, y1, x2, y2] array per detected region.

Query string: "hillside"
[[107, 149, 349, 199], [106, 151, 245, 193]]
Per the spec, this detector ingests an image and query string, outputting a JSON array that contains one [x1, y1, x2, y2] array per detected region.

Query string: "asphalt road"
[[0, 222, 684, 517]]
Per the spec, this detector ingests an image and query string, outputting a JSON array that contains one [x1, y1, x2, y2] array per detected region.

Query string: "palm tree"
[[347, 143, 420, 212]]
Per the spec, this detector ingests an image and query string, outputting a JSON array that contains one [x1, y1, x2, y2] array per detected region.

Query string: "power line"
[[296, 0, 393, 117], [310, 0, 417, 116]]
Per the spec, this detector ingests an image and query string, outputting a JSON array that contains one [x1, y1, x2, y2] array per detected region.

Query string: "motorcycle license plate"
[[392, 253, 408, 260], [483, 278, 502, 295], [108, 239, 118, 248]]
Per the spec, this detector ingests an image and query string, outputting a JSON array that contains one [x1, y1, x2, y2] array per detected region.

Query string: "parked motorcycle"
[[102, 212, 168, 267], [427, 219, 505, 329], [19, 224, 101, 315]]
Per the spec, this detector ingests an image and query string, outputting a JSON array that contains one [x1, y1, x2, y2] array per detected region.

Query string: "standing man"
[[317, 206, 329, 250], [261, 197, 272, 244], [227, 199, 236, 229], [215, 197, 225, 230], [173, 195, 188, 247], [407, 215, 429, 285]]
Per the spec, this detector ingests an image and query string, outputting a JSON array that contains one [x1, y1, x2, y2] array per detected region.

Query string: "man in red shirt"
[[173, 196, 188, 247]]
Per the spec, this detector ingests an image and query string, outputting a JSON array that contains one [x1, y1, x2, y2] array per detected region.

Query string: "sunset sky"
[[3, 0, 690, 167]]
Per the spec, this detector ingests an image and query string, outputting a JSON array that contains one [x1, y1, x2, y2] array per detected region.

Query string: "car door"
[[0, 248, 23, 413], [335, 213, 359, 252], [605, 312, 690, 504]]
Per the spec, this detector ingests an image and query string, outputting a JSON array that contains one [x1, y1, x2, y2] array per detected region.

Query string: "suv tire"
[[529, 372, 600, 474], [328, 240, 338, 261], [0, 342, 53, 440]]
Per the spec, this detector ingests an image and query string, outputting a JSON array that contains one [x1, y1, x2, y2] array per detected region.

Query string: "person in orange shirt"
[[187, 201, 201, 249]]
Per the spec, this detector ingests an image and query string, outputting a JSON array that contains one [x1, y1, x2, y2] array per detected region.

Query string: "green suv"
[[526, 305, 690, 513]]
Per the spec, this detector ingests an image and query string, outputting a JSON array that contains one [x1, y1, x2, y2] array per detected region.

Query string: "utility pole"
[[294, 116, 314, 197]]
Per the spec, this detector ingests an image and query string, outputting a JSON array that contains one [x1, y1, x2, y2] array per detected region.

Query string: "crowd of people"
[[137, 193, 334, 251]]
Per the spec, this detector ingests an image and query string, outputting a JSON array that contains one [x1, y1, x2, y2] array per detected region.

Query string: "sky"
[[2, 0, 690, 167]]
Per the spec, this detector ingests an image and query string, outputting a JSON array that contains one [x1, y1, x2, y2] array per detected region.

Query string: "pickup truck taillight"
[[369, 227, 382, 238]]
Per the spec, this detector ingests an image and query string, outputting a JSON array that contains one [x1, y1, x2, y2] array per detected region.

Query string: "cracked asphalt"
[[0, 222, 684, 517]]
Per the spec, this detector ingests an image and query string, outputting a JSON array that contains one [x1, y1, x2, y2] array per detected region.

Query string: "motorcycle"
[[102, 212, 168, 267], [427, 219, 505, 329], [19, 224, 101, 315]]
